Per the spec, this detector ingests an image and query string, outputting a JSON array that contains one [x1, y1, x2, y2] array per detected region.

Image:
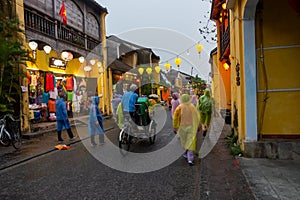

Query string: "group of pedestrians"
[[172, 88, 214, 166], [54, 82, 214, 164], [55, 91, 105, 146]]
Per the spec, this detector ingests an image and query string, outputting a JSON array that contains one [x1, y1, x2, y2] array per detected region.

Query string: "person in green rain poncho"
[[197, 88, 214, 137], [173, 94, 200, 166]]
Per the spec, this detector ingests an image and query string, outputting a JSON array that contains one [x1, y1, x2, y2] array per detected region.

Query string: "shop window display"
[[27, 69, 91, 125]]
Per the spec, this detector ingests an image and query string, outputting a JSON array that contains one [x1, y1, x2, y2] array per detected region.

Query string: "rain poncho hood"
[[173, 94, 200, 152], [171, 92, 180, 118], [172, 92, 180, 100]]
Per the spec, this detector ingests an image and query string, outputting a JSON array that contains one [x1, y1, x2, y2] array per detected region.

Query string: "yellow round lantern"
[[146, 67, 152, 75], [174, 57, 181, 67], [154, 65, 161, 73], [223, 61, 230, 71], [164, 62, 171, 71], [196, 44, 203, 54], [138, 68, 144, 75]]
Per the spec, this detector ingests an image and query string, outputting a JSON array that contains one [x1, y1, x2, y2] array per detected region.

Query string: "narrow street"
[[0, 108, 254, 200]]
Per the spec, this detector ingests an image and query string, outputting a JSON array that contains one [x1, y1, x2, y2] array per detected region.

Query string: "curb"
[[22, 115, 112, 139], [0, 126, 115, 171]]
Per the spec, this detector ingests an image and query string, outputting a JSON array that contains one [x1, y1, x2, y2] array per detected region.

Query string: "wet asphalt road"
[[0, 107, 203, 200]]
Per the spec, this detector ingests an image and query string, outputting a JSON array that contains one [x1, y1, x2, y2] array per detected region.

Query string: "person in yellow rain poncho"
[[173, 94, 200, 166], [116, 103, 124, 129]]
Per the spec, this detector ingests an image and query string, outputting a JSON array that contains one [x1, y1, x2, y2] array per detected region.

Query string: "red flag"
[[59, 1, 67, 25]]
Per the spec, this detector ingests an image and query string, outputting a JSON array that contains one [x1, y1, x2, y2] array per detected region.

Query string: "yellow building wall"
[[228, 0, 247, 145], [219, 62, 231, 110], [211, 54, 221, 112], [256, 0, 300, 135]]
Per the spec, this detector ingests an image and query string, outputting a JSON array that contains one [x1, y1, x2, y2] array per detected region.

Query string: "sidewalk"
[[0, 115, 117, 170], [199, 117, 300, 200]]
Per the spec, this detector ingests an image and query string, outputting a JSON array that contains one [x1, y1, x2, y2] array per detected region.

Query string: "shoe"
[[69, 136, 77, 141], [188, 161, 194, 166], [91, 143, 97, 147], [203, 130, 207, 137], [58, 140, 64, 144]]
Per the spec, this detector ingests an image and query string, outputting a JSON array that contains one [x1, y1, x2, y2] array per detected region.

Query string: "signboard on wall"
[[49, 57, 66, 70]]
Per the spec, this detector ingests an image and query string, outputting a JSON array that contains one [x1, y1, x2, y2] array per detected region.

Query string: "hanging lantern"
[[174, 57, 181, 67], [154, 65, 161, 73], [89, 59, 96, 66], [78, 56, 85, 64], [146, 67, 152, 75], [61, 51, 73, 62], [164, 62, 171, 71], [196, 44, 203, 54], [223, 61, 230, 71], [138, 68, 144, 75], [43, 45, 52, 54]]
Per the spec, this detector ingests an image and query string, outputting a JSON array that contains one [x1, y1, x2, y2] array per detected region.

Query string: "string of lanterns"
[[137, 42, 204, 75], [160, 42, 203, 73]]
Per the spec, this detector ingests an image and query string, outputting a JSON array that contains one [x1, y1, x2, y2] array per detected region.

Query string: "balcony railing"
[[220, 26, 230, 58], [24, 8, 101, 51], [24, 9, 55, 37], [58, 25, 85, 47]]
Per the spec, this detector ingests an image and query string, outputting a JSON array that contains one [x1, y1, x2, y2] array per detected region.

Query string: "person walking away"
[[171, 92, 180, 118], [197, 88, 214, 137], [121, 84, 138, 124], [88, 96, 105, 146], [56, 92, 76, 143], [190, 92, 198, 106], [111, 90, 122, 121], [173, 94, 200, 166]]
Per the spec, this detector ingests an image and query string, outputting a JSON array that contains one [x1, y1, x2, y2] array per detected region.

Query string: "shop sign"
[[49, 57, 66, 70]]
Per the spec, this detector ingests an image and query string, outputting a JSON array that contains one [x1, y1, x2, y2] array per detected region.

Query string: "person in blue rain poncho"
[[88, 96, 105, 146], [173, 94, 200, 166], [56, 92, 76, 143]]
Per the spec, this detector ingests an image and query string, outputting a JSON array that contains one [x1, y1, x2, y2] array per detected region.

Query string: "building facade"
[[14, 0, 108, 133], [211, 0, 300, 157]]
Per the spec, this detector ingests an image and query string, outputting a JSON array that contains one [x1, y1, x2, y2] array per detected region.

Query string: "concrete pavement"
[[1, 113, 300, 199]]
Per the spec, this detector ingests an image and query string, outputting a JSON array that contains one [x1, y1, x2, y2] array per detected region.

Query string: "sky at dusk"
[[97, 0, 216, 79]]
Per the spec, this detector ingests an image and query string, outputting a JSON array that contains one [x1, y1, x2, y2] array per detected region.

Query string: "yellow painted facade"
[[255, 0, 300, 136], [226, 0, 300, 149], [13, 0, 111, 133]]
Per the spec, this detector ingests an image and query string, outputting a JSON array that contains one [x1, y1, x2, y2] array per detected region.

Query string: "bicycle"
[[0, 114, 22, 149]]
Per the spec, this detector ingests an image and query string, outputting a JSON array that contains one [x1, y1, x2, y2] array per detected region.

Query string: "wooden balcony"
[[24, 8, 100, 51]]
